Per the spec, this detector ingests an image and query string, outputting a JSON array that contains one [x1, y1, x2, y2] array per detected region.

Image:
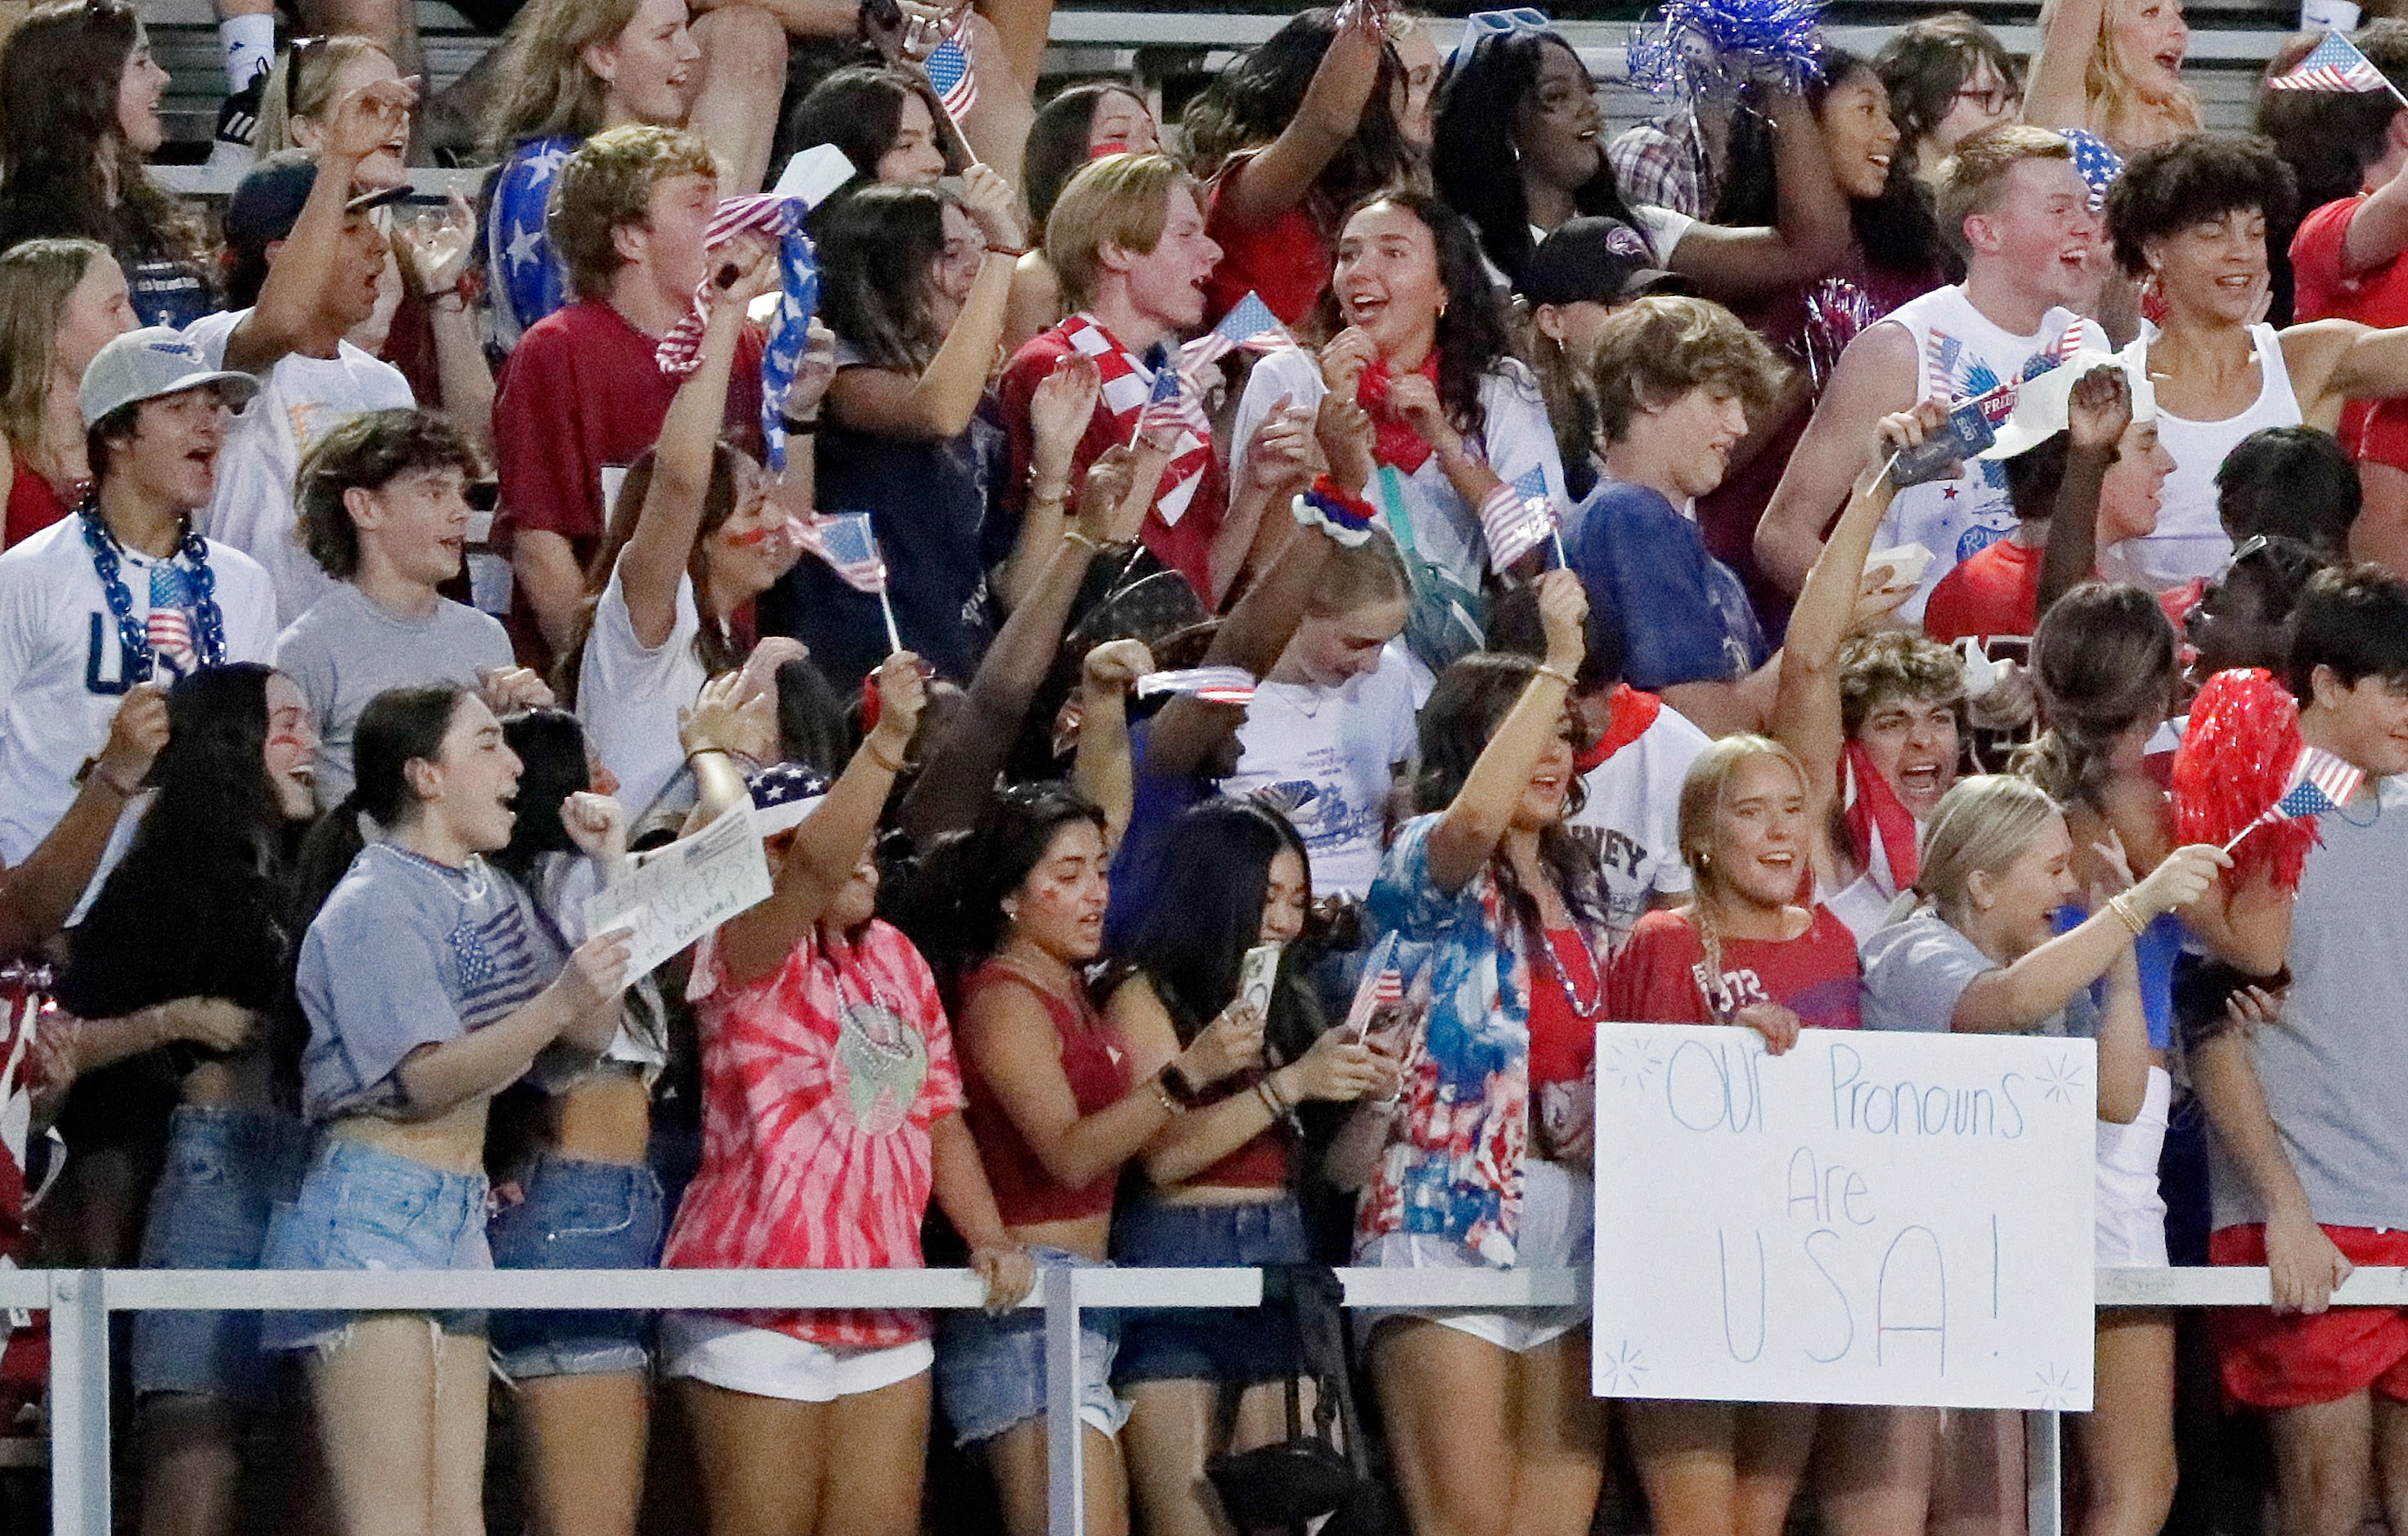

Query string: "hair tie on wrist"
[[1296, 474, 1376, 547]]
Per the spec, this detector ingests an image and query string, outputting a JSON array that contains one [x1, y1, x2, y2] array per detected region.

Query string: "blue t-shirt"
[[1103, 716, 1215, 952], [1567, 478, 1766, 693], [2053, 905, 2181, 1050], [295, 844, 566, 1121]]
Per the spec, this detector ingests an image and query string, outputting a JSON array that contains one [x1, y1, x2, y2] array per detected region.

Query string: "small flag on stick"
[[924, 23, 977, 121], [2222, 745, 2366, 851], [791, 513, 902, 652], [1177, 291, 1302, 379], [1131, 364, 1207, 447], [2267, 29, 2408, 106], [1480, 464, 1561, 571]]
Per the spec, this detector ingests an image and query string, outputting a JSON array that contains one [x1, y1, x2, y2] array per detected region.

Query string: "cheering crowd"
[[3, 0, 2408, 1530]]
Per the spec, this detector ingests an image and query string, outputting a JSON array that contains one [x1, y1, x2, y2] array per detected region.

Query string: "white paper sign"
[[1592, 1023, 2096, 1411], [583, 808, 775, 977]]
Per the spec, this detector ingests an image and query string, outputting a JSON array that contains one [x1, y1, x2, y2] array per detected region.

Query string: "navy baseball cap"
[[1522, 217, 1695, 308], [222, 150, 408, 247]]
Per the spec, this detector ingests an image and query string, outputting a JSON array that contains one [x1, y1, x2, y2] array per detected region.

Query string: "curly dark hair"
[[1712, 49, 1952, 284], [2105, 132, 2298, 277], [1309, 187, 1520, 444], [1431, 29, 1635, 291], [1180, 10, 1417, 236]]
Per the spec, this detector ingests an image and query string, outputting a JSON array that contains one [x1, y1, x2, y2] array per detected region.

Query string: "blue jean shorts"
[[132, 1106, 315, 1403], [258, 1135, 492, 1354], [935, 1247, 1126, 1447], [1112, 1197, 1307, 1386], [488, 1152, 665, 1380]]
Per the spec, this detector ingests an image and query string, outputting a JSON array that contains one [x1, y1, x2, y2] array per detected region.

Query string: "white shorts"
[[1362, 1159, 1594, 1354], [2095, 1066, 2171, 1269], [660, 1312, 933, 1403]]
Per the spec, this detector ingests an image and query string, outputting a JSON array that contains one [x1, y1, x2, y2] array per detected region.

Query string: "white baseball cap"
[[1978, 350, 2155, 461], [79, 327, 259, 429]]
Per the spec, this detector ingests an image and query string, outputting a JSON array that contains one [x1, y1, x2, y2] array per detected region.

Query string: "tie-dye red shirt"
[[663, 920, 964, 1349]]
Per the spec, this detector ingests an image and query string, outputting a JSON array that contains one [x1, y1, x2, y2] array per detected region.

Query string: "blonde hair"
[[1045, 151, 1198, 316], [481, 0, 648, 154], [549, 124, 717, 299], [0, 236, 108, 456], [1934, 124, 2074, 256], [254, 35, 393, 158], [2037, 0, 2200, 150], [1677, 734, 1810, 1016], [1912, 775, 2063, 923]]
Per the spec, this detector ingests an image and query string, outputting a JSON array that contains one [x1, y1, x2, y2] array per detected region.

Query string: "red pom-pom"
[[2172, 668, 2316, 890]]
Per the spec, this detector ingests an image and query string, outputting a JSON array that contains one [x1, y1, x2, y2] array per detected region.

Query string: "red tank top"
[[1186, 1067, 1295, 1189], [1528, 928, 1602, 1089], [960, 959, 1133, 1225]]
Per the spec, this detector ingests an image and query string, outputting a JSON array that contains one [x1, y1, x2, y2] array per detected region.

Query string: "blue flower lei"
[[77, 500, 226, 678]]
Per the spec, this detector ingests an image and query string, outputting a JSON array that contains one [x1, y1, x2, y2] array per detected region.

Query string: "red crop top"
[[960, 960, 1134, 1225], [1184, 1068, 1294, 1190]]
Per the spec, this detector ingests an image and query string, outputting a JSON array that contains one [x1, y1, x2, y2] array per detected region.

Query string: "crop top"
[[959, 959, 1133, 1225]]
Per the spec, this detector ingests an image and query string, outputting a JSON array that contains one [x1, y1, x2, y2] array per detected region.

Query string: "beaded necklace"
[[77, 500, 225, 677], [1535, 921, 1608, 1022]]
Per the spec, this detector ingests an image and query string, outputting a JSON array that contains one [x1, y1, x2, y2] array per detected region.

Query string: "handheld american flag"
[[1134, 363, 1208, 445], [2223, 745, 2367, 851], [793, 512, 901, 652], [1479, 463, 1561, 571], [2267, 30, 2403, 100], [924, 25, 977, 121], [1341, 933, 1410, 1039], [1177, 290, 1302, 377]]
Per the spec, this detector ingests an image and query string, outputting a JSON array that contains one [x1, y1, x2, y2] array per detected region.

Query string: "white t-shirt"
[[1215, 640, 1419, 899], [1230, 348, 1568, 591], [577, 554, 708, 818], [0, 514, 277, 863], [1569, 702, 1712, 954], [183, 308, 415, 627]]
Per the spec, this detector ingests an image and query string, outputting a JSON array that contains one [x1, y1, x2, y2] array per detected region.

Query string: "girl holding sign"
[[1606, 736, 1934, 1536], [269, 684, 636, 1536], [1353, 568, 1613, 1536]]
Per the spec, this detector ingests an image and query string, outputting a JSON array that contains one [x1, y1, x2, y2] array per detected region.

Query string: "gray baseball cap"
[[79, 327, 261, 428]]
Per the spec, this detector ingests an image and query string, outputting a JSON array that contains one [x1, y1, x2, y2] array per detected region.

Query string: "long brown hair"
[[552, 443, 752, 706], [0, 236, 107, 457], [481, 0, 647, 152], [0, 2, 200, 263]]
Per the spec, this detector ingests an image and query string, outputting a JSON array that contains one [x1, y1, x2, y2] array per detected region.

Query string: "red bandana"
[[1573, 685, 1662, 775], [1356, 353, 1443, 475]]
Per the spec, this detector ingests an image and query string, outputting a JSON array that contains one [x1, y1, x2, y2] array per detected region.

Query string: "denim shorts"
[[935, 1247, 1127, 1447], [258, 1135, 492, 1354], [1111, 1197, 1307, 1386], [488, 1152, 665, 1380], [132, 1106, 315, 1403]]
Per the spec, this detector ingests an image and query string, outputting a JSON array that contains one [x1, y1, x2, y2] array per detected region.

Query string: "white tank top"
[[1875, 286, 2105, 626], [2118, 323, 2302, 592]]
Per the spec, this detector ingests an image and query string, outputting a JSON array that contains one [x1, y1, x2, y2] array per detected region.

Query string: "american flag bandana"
[[1479, 463, 1558, 571], [924, 20, 977, 121], [1134, 666, 1255, 706], [788, 512, 887, 595], [1060, 314, 1212, 528], [654, 195, 822, 472]]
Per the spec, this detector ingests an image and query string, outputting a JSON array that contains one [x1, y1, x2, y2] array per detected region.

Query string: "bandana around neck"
[[1356, 352, 1443, 474]]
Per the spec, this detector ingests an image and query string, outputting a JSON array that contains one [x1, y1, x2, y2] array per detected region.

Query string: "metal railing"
[[9, 1263, 2394, 1536]]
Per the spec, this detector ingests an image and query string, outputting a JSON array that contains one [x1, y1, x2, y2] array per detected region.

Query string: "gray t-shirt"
[[274, 585, 511, 808], [2210, 777, 2408, 1231], [295, 843, 565, 1121], [1861, 909, 2095, 1038]]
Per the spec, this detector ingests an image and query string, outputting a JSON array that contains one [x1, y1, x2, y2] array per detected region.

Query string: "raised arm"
[[822, 164, 1024, 443], [1755, 321, 1921, 594], [1659, 88, 1853, 301], [222, 78, 417, 374], [2289, 317, 2408, 426], [618, 240, 779, 650], [997, 353, 1103, 611], [2340, 159, 2408, 276], [1211, 8, 1385, 230], [2023, 0, 2106, 133], [1208, 393, 1318, 605], [2037, 366, 2128, 616], [717, 653, 925, 983], [1071, 639, 1150, 847], [1426, 569, 1587, 892], [393, 194, 495, 456]]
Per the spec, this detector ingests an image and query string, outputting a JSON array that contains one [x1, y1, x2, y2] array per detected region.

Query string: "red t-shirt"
[[2291, 192, 2408, 473], [1202, 153, 1334, 329], [1606, 905, 1863, 1030], [1922, 536, 2041, 642], [1528, 928, 1603, 1087], [492, 298, 765, 560], [3, 459, 70, 550], [997, 321, 1225, 600]]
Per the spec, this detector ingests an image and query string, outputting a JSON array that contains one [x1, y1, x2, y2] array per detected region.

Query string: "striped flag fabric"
[[1134, 666, 1256, 707], [2226, 744, 2366, 851], [1341, 936, 1409, 1037], [1178, 290, 1302, 378], [924, 24, 977, 121], [1137, 363, 1210, 442], [1479, 463, 1559, 570], [789, 512, 887, 595], [2268, 30, 2391, 93]]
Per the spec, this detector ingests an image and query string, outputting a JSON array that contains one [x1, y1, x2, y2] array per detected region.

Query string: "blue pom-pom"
[[1626, 0, 1824, 99]]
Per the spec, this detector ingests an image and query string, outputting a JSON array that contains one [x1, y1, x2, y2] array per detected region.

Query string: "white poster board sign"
[[1592, 1023, 2095, 1410], [584, 807, 775, 977]]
